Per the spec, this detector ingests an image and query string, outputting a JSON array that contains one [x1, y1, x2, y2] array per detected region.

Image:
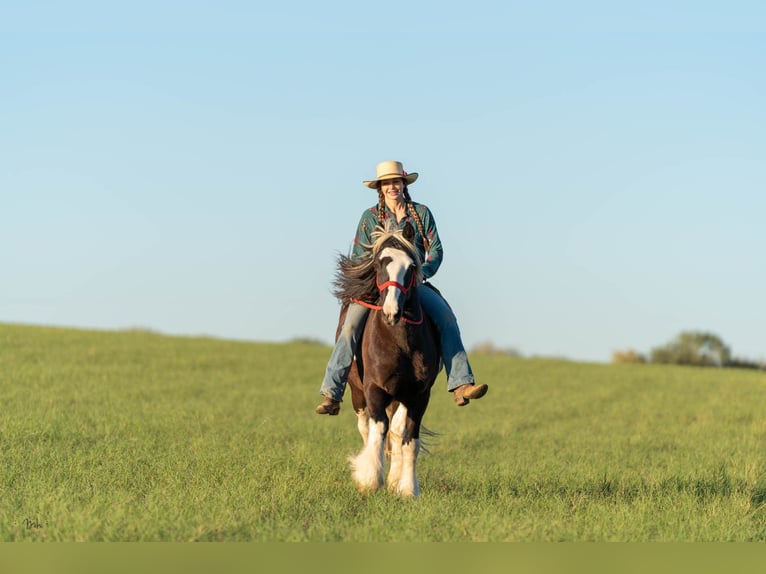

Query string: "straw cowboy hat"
[[363, 160, 418, 189]]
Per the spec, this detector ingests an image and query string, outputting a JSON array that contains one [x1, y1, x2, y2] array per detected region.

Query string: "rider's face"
[[379, 178, 404, 201]]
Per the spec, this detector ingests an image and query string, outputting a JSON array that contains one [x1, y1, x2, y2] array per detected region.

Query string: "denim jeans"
[[319, 287, 475, 402]]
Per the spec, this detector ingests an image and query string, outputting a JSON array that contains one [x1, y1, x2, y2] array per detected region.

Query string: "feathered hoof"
[[349, 454, 383, 493]]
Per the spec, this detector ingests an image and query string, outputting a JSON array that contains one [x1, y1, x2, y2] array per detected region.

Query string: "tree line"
[[613, 331, 765, 370]]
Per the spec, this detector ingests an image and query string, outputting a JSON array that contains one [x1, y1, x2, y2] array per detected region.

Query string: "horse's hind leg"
[[386, 404, 406, 492], [390, 413, 421, 498], [399, 434, 421, 498]]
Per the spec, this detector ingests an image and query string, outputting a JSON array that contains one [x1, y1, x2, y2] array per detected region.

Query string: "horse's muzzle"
[[382, 289, 403, 325], [383, 309, 402, 326]]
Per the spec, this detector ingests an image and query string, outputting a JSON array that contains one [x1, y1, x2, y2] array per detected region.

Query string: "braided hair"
[[376, 187, 386, 227], [376, 182, 431, 253], [403, 186, 431, 253]]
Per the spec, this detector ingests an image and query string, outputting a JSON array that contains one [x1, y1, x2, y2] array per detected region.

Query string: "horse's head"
[[373, 223, 421, 326], [333, 221, 424, 323]]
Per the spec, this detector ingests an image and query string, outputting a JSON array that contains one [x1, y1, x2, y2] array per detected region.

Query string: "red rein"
[[352, 274, 424, 325]]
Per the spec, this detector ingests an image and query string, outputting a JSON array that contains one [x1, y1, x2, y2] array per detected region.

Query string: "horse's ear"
[[403, 222, 415, 242]]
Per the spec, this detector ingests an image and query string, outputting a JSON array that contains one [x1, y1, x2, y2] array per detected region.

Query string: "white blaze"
[[379, 247, 413, 321]]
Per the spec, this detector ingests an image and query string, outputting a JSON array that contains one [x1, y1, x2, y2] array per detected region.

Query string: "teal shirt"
[[351, 201, 443, 280]]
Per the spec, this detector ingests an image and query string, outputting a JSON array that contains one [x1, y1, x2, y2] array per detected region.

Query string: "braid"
[[403, 186, 431, 252], [376, 187, 386, 226]]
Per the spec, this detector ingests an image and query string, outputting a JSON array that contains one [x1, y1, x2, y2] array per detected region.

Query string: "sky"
[[2, 0, 764, 363]]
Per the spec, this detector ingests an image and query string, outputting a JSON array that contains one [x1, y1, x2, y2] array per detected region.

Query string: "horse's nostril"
[[383, 310, 401, 326]]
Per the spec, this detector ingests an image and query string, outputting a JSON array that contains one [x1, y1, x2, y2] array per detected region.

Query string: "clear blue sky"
[[3, 1, 764, 363]]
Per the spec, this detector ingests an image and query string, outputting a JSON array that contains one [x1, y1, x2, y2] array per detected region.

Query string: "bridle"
[[375, 269, 417, 296], [352, 268, 424, 325]]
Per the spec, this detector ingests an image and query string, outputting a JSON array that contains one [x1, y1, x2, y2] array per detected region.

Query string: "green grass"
[[2, 323, 766, 541]]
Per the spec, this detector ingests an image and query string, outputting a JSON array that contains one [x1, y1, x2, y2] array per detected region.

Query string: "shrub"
[[726, 357, 766, 371], [612, 349, 647, 364], [470, 341, 522, 357]]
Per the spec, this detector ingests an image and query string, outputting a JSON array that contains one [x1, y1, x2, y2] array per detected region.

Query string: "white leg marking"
[[356, 409, 369, 446], [386, 405, 407, 491], [349, 418, 386, 493], [396, 438, 421, 498]]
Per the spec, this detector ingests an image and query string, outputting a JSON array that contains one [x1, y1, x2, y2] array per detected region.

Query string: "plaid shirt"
[[350, 201, 443, 280]]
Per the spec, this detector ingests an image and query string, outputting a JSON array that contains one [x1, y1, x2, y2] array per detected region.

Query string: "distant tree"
[[289, 336, 328, 346], [471, 341, 522, 357], [612, 349, 647, 364], [650, 331, 731, 367]]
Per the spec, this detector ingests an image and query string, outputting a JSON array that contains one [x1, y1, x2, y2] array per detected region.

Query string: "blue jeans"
[[319, 287, 475, 402]]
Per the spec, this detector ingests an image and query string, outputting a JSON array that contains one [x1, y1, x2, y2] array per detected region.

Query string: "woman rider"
[[316, 160, 488, 415]]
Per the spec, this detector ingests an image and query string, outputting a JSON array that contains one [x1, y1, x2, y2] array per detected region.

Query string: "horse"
[[332, 221, 442, 498]]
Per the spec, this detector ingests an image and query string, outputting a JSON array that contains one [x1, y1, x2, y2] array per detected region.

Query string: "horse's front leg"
[[349, 386, 390, 493], [355, 408, 369, 446]]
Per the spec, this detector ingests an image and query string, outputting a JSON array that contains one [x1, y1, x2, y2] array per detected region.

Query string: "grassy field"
[[2, 322, 766, 541]]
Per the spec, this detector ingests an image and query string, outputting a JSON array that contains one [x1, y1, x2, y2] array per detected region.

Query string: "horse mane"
[[333, 221, 424, 304]]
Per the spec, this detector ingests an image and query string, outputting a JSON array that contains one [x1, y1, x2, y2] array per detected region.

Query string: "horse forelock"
[[370, 222, 421, 268]]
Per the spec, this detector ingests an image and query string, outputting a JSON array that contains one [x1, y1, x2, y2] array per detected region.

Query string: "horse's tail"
[[418, 425, 439, 456], [384, 424, 439, 458]]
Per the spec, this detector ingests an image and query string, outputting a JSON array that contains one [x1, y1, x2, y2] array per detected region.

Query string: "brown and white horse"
[[333, 222, 441, 498]]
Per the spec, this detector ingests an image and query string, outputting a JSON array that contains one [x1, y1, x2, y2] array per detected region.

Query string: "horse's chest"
[[377, 348, 433, 388], [362, 319, 438, 394], [410, 351, 433, 381]]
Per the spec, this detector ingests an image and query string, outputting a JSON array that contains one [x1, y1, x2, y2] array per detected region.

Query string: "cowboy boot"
[[315, 396, 341, 415], [453, 383, 489, 406]]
